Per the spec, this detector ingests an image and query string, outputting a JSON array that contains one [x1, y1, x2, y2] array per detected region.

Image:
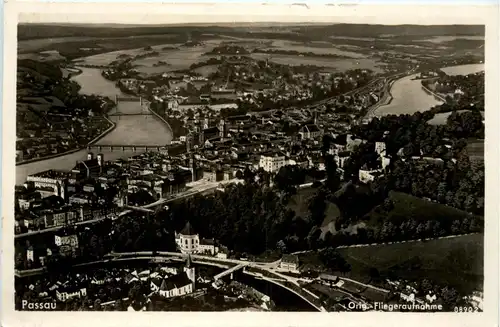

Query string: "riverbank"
[[87, 116, 117, 145], [16, 66, 172, 183], [369, 73, 443, 117], [62, 66, 83, 79], [146, 102, 174, 137], [367, 79, 395, 115], [421, 83, 447, 102], [361, 74, 401, 120], [16, 116, 116, 167]]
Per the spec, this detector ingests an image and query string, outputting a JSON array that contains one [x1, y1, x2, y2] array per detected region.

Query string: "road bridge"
[[123, 205, 154, 214], [109, 96, 149, 116], [214, 263, 247, 281], [86, 144, 167, 152], [109, 113, 153, 116], [15, 251, 324, 311], [103, 251, 324, 311]]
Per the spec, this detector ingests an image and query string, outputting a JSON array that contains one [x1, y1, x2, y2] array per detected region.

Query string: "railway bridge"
[[86, 144, 168, 152], [109, 96, 152, 117]]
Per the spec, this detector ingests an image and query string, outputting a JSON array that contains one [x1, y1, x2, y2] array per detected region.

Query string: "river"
[[71, 67, 128, 99], [372, 63, 484, 117], [16, 62, 479, 185], [440, 63, 485, 76], [372, 74, 444, 117], [16, 66, 173, 185]]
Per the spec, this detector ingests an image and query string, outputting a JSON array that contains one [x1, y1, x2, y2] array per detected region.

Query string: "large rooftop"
[[180, 221, 197, 236], [28, 170, 68, 180]]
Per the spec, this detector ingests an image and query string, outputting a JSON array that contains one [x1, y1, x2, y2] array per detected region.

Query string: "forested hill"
[[294, 24, 485, 37], [18, 23, 484, 41], [17, 24, 234, 40], [18, 59, 63, 80]]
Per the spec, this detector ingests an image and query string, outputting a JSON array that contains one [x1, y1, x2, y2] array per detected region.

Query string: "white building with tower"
[[175, 222, 199, 254], [175, 222, 222, 255], [152, 255, 196, 298]]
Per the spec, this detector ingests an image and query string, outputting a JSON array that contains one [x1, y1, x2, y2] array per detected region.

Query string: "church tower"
[[219, 119, 226, 139], [189, 154, 197, 182], [184, 254, 196, 289], [118, 184, 128, 207], [186, 133, 193, 153], [199, 129, 205, 145]]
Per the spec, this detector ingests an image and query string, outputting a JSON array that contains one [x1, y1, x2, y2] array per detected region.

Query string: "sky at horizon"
[[16, 3, 492, 26]]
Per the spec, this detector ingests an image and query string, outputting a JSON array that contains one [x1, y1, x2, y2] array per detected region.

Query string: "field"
[[21, 31, 482, 78], [337, 233, 483, 294], [366, 191, 475, 227], [418, 36, 485, 43], [133, 44, 216, 74], [440, 63, 485, 76], [18, 34, 184, 54], [285, 187, 343, 237], [250, 53, 386, 73], [18, 51, 66, 62], [427, 110, 485, 125], [18, 36, 114, 53], [20, 34, 184, 62], [77, 46, 160, 66], [263, 40, 368, 58], [78, 40, 224, 73], [69, 34, 388, 74], [286, 187, 319, 218], [287, 187, 341, 221], [192, 65, 220, 77]]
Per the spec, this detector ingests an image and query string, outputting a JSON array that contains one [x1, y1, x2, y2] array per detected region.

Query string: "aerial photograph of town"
[[13, 15, 485, 313]]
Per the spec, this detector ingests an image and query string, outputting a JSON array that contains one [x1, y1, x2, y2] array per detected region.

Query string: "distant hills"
[[18, 23, 485, 41]]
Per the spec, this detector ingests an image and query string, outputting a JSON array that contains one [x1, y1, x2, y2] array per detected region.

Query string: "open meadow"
[[337, 233, 483, 294], [18, 50, 66, 62], [18, 36, 111, 53], [250, 53, 386, 73], [366, 191, 477, 226], [418, 35, 485, 43], [132, 42, 220, 74], [191, 64, 220, 77], [298, 233, 483, 295], [263, 40, 368, 58]]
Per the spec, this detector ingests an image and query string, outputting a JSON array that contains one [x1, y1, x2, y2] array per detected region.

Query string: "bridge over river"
[[91, 96, 171, 152], [16, 74, 173, 184], [87, 144, 167, 152], [108, 96, 153, 117], [16, 251, 325, 311]]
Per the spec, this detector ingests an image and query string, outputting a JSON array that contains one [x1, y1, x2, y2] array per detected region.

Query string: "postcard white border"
[[2, 2, 499, 327]]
